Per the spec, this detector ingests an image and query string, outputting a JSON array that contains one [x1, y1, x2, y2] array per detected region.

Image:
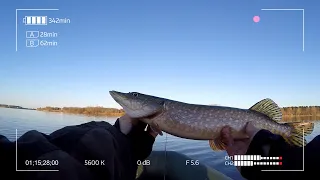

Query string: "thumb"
[[244, 122, 260, 139], [221, 126, 238, 156]]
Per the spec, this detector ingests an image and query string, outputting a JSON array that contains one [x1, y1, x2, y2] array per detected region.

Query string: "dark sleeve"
[[241, 130, 320, 179], [49, 121, 138, 180], [114, 119, 155, 162], [0, 135, 16, 177], [0, 121, 144, 180], [0, 131, 94, 180]]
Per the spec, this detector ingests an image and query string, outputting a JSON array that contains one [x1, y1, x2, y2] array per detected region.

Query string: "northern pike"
[[109, 91, 314, 150]]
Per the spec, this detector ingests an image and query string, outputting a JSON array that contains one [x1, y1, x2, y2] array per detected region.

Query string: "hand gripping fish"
[[110, 91, 314, 150]]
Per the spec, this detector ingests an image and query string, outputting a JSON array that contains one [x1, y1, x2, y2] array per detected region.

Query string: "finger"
[[220, 126, 232, 140], [221, 126, 231, 134], [225, 145, 236, 156], [149, 129, 158, 138], [149, 124, 163, 136], [234, 139, 251, 154], [221, 126, 233, 146], [244, 121, 260, 138], [225, 138, 249, 157], [222, 127, 249, 142], [145, 124, 159, 138]]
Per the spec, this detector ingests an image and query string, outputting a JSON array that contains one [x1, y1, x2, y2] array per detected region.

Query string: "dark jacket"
[[0, 119, 155, 180], [241, 129, 320, 180]]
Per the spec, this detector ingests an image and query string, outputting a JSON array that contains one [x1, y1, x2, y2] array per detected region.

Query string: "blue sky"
[[0, 0, 319, 109]]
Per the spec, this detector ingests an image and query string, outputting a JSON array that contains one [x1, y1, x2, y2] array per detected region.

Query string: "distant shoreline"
[[0, 104, 36, 111], [1, 104, 319, 120], [37, 110, 124, 117], [36, 106, 125, 117]]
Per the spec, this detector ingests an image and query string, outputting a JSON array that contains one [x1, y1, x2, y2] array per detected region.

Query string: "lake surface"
[[1, 108, 319, 180]]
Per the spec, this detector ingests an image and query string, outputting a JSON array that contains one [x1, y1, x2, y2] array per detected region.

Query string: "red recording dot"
[[279, 156, 282, 160], [279, 162, 282, 165]]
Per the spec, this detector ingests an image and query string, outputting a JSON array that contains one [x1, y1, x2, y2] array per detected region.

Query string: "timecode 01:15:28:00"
[[25, 160, 59, 166]]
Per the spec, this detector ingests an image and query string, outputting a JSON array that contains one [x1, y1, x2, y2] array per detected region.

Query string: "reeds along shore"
[[37, 106, 125, 117], [281, 106, 320, 122], [281, 106, 320, 116]]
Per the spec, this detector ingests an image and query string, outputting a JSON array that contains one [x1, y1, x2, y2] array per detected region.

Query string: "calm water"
[[1, 108, 319, 180]]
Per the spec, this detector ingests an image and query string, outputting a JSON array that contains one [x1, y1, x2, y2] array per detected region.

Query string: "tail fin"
[[284, 122, 314, 147]]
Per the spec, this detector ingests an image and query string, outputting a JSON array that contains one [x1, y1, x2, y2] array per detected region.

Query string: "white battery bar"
[[26, 16, 31, 24], [32, 17, 37, 24], [42, 16, 46, 24], [23, 16, 47, 25], [36, 17, 41, 24]]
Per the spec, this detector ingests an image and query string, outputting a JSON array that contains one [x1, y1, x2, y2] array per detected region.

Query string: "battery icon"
[[23, 16, 47, 25]]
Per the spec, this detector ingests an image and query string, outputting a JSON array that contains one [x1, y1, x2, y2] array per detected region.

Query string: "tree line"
[[281, 106, 320, 116]]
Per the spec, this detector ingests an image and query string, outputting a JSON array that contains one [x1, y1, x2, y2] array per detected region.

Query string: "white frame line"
[[16, 129, 59, 172], [15, 9, 59, 52], [261, 8, 305, 52]]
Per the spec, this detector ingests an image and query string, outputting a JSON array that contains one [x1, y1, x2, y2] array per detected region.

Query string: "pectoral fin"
[[209, 127, 249, 151], [209, 137, 226, 151]]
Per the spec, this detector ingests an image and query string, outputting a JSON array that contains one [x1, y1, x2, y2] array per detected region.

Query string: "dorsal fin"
[[249, 98, 282, 121]]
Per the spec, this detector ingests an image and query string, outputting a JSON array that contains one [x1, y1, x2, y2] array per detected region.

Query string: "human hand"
[[220, 122, 260, 170], [118, 114, 160, 161], [118, 114, 159, 138]]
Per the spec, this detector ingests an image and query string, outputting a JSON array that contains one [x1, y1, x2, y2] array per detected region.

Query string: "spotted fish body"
[[149, 100, 291, 140], [109, 91, 314, 149]]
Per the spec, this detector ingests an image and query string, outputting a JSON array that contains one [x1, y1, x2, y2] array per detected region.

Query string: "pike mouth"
[[109, 91, 127, 106], [109, 91, 141, 114]]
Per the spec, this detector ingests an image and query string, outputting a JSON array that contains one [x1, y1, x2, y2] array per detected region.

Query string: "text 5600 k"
[[84, 160, 105, 166]]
